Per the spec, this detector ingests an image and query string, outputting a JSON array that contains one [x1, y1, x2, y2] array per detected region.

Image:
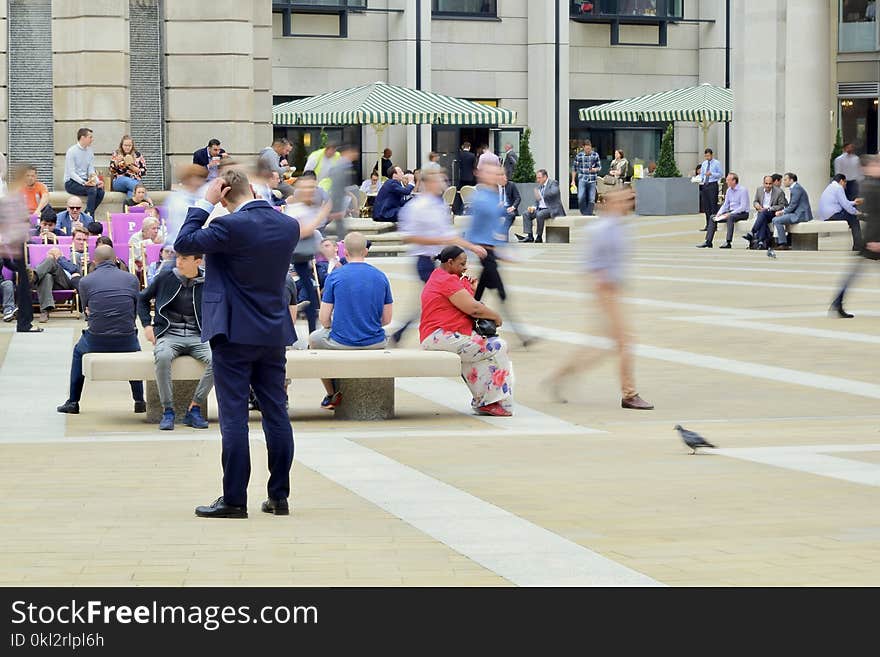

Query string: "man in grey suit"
[[743, 175, 788, 249], [502, 143, 518, 179], [771, 172, 813, 249], [517, 169, 565, 243]]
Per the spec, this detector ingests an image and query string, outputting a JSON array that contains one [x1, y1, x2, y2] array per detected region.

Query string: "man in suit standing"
[[517, 169, 565, 243], [372, 167, 414, 223], [458, 142, 476, 187], [499, 170, 521, 239], [502, 143, 518, 180], [174, 169, 300, 519], [743, 175, 788, 250], [192, 139, 228, 181], [771, 172, 813, 250], [699, 148, 723, 231]]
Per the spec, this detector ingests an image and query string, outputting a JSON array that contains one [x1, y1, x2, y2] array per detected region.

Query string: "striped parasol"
[[273, 81, 516, 126], [578, 83, 733, 149]]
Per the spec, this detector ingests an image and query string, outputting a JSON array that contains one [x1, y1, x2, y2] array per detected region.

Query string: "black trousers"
[[751, 209, 776, 246], [210, 336, 293, 508], [700, 182, 719, 228], [475, 248, 506, 301], [8, 246, 34, 331], [826, 211, 863, 249], [845, 180, 860, 201], [706, 211, 749, 244]]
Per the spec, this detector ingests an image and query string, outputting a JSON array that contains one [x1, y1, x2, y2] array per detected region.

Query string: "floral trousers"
[[421, 329, 514, 410]]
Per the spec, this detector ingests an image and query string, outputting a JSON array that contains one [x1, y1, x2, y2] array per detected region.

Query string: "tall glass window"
[[840, 97, 879, 154], [839, 0, 877, 52], [432, 0, 497, 18]]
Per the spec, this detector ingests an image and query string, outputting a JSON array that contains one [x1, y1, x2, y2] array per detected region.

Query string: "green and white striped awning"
[[578, 83, 732, 124], [273, 81, 516, 126]]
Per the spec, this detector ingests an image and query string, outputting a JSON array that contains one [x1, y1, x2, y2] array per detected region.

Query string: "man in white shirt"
[[834, 142, 864, 200], [819, 173, 864, 250]]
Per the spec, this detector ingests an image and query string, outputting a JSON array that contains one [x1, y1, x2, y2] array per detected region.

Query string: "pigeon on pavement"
[[767, 248, 776, 259], [674, 424, 716, 454]]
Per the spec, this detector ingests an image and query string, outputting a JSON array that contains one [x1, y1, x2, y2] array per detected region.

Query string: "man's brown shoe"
[[622, 394, 654, 410]]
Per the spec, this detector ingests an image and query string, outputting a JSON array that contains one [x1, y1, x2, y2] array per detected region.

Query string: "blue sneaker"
[[183, 405, 209, 429], [159, 408, 175, 431]]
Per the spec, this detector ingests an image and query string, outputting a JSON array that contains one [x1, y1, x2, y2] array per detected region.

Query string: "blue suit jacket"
[[192, 146, 227, 167], [174, 199, 300, 346], [781, 184, 813, 223], [372, 180, 414, 221]]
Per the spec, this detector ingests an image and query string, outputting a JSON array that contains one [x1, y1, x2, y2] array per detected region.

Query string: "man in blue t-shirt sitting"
[[308, 232, 393, 410]]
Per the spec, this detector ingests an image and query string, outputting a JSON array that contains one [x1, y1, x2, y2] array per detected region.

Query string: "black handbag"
[[473, 318, 497, 337]]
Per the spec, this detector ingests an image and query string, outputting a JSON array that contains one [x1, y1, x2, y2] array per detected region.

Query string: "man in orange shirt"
[[20, 165, 49, 216]]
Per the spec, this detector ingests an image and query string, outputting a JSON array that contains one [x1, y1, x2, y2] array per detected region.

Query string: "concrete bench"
[[48, 190, 173, 215], [453, 214, 591, 243], [730, 217, 860, 250], [82, 349, 461, 422]]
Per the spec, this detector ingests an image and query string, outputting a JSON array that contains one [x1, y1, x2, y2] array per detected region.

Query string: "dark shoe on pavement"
[[57, 400, 80, 414], [696, 242, 712, 248], [622, 394, 654, 410], [535, 237, 543, 243], [830, 303, 854, 319], [516, 234, 533, 243], [195, 496, 248, 519], [776, 244, 791, 250], [261, 498, 290, 516], [719, 242, 732, 249], [183, 405, 209, 429], [321, 391, 342, 410], [159, 408, 175, 431], [476, 402, 512, 417], [134, 400, 147, 413]]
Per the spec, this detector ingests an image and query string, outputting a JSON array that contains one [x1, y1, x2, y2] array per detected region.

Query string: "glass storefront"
[[272, 126, 363, 175], [839, 0, 877, 52], [839, 97, 879, 154]]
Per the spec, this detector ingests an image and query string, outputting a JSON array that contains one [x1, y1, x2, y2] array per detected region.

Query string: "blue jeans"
[[112, 175, 140, 198], [293, 260, 318, 333], [577, 177, 596, 216], [64, 179, 105, 216], [68, 330, 144, 403]]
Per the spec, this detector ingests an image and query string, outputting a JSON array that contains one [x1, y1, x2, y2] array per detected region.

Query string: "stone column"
[[52, 0, 130, 188], [697, 0, 728, 165], [0, 2, 8, 160], [252, 0, 274, 152], [783, 0, 831, 202], [163, 0, 258, 176], [528, 0, 569, 186], [732, 0, 831, 201], [386, 5, 419, 171]]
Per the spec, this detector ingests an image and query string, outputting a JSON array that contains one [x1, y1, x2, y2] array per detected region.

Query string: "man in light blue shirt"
[[64, 127, 105, 217], [698, 172, 750, 248], [699, 148, 724, 230], [819, 173, 863, 250]]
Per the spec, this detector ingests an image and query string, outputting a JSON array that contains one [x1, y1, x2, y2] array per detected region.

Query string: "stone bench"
[[82, 348, 461, 422], [453, 214, 591, 243], [48, 189, 173, 215], [729, 217, 860, 250]]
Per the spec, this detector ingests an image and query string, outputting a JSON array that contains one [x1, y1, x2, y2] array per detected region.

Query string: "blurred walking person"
[[830, 155, 880, 319], [392, 167, 485, 344], [547, 187, 653, 410]]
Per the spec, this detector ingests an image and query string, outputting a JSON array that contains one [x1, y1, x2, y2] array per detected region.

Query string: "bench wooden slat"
[[83, 349, 462, 381]]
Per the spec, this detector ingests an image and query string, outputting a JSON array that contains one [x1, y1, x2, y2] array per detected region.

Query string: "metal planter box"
[[634, 177, 698, 216]]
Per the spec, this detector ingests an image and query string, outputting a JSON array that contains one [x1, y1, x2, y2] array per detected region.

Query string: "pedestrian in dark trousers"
[[830, 155, 880, 319], [699, 148, 723, 231], [175, 169, 299, 519]]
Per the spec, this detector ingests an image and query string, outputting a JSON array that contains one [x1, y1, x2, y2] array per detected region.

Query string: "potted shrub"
[[511, 127, 538, 204], [634, 124, 698, 215]]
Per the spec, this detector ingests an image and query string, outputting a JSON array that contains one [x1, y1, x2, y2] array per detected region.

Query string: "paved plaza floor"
[[2, 214, 880, 586]]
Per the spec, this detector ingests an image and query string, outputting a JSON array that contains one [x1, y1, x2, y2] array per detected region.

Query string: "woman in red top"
[[420, 246, 513, 417]]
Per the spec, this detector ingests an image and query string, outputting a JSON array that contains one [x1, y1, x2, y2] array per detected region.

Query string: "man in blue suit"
[[192, 138, 228, 181], [771, 172, 813, 250], [174, 169, 299, 519], [372, 167, 414, 222]]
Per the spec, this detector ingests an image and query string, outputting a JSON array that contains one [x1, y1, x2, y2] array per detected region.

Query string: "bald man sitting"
[[58, 245, 146, 414], [56, 196, 93, 235], [308, 232, 393, 410]]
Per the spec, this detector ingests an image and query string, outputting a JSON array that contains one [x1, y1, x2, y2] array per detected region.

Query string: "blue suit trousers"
[[210, 336, 293, 507]]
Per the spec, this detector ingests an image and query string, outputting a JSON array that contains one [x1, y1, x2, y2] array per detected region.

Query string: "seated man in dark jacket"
[[138, 251, 212, 430], [499, 170, 522, 239], [371, 167, 414, 223], [57, 245, 145, 414]]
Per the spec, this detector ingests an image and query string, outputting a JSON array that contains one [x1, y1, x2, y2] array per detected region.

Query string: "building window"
[[839, 97, 878, 154], [432, 0, 498, 19], [571, 0, 684, 20], [839, 0, 878, 52]]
